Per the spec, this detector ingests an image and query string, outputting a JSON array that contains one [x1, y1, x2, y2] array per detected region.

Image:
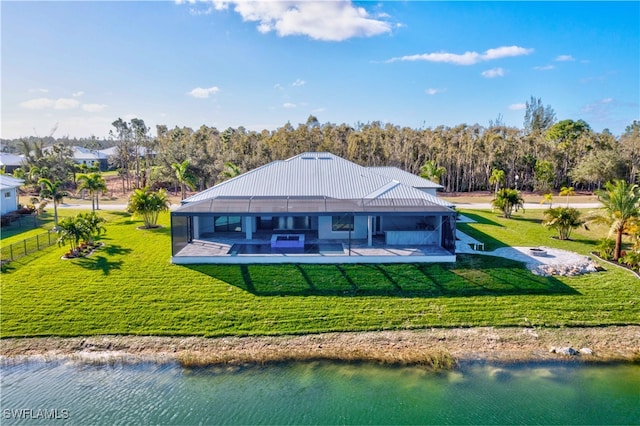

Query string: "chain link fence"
[[1, 230, 57, 264]]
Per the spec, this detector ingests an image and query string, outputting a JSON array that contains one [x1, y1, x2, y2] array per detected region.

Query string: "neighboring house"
[[99, 146, 155, 167], [171, 152, 457, 264], [0, 153, 25, 174], [70, 146, 109, 170], [0, 175, 25, 215]]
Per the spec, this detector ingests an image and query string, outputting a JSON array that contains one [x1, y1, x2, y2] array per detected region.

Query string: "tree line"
[[4, 97, 640, 194]]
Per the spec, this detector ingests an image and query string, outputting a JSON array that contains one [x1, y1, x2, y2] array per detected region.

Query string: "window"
[[332, 216, 354, 231], [4, 191, 10, 198], [214, 216, 242, 232]]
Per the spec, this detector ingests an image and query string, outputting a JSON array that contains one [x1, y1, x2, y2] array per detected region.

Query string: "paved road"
[[451, 202, 602, 210]]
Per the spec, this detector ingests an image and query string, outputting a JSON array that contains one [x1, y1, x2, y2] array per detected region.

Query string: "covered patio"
[[170, 152, 457, 264], [170, 196, 456, 264]]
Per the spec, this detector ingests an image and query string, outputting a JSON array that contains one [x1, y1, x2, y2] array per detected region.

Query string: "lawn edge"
[[2, 326, 638, 369]]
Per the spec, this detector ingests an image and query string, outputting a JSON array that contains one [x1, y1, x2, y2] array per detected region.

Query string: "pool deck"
[[172, 235, 455, 264]]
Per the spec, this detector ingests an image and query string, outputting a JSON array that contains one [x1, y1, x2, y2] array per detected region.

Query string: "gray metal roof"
[[0, 175, 24, 190], [177, 152, 453, 214], [368, 166, 443, 189], [0, 153, 25, 167]]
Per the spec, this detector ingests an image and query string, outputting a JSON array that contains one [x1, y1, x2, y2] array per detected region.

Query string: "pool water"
[[229, 243, 345, 255]]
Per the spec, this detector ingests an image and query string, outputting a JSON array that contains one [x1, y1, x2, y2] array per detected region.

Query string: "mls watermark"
[[2, 408, 70, 421]]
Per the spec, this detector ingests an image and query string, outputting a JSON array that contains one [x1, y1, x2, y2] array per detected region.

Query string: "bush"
[[596, 238, 615, 260], [619, 251, 640, 272]]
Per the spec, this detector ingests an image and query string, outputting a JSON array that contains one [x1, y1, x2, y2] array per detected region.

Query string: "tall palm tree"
[[38, 178, 67, 228], [585, 179, 640, 260], [127, 187, 170, 229], [488, 168, 505, 195], [171, 160, 196, 200], [559, 186, 575, 207], [77, 173, 107, 211]]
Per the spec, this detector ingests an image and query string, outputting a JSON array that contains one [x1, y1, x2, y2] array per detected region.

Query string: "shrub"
[[596, 238, 615, 260], [542, 207, 583, 240]]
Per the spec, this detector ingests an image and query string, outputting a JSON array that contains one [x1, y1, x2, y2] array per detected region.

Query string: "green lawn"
[[1, 209, 638, 338]]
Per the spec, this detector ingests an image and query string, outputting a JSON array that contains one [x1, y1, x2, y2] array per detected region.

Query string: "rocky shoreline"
[[1, 326, 639, 368]]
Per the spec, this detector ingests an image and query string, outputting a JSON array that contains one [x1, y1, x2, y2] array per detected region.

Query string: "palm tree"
[[540, 192, 553, 208], [559, 186, 575, 207], [38, 178, 68, 228], [127, 187, 170, 229], [77, 212, 106, 245], [419, 160, 446, 184], [492, 188, 524, 218], [222, 162, 241, 180], [543, 207, 583, 240], [584, 179, 640, 260], [488, 168, 506, 195], [77, 173, 107, 211], [56, 216, 90, 254], [171, 160, 196, 200]]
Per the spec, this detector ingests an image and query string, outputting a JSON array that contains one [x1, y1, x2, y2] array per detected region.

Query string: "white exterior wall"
[[318, 216, 368, 239], [1, 187, 18, 215]]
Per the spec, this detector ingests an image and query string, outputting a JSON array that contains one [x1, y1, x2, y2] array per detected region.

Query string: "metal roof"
[[176, 152, 453, 214], [0, 153, 24, 167], [0, 175, 24, 190], [368, 166, 443, 189]]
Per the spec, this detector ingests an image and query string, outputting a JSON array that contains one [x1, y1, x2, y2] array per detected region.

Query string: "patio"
[[171, 232, 455, 264]]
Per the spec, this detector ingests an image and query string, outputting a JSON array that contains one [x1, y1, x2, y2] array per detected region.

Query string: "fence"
[[1, 230, 57, 264]]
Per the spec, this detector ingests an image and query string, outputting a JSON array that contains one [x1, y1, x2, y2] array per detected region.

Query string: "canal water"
[[1, 361, 638, 424]]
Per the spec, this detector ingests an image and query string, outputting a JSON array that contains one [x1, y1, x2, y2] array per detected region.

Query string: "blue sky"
[[2, 1, 638, 139]]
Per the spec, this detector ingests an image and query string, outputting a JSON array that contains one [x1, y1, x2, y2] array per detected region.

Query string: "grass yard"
[[0, 208, 638, 338]]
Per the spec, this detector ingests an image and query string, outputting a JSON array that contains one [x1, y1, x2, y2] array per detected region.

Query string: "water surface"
[[1, 361, 638, 425]]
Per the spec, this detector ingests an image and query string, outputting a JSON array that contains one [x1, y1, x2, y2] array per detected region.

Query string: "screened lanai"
[[169, 152, 457, 264]]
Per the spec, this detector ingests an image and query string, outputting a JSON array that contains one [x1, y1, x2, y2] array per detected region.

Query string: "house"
[[0, 175, 25, 215], [70, 146, 109, 171], [0, 153, 25, 174], [170, 152, 457, 264]]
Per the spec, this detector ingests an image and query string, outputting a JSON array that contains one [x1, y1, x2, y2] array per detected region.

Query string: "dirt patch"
[[1, 327, 638, 367]]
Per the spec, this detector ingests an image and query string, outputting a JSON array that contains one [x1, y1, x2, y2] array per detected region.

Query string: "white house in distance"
[[0, 153, 25, 174], [0, 175, 25, 215], [170, 152, 456, 264]]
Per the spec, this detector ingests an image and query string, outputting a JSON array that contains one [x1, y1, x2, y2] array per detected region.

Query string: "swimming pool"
[[228, 243, 345, 255]]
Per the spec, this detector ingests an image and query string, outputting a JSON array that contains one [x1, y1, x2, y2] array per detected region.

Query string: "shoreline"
[[2, 326, 639, 369]]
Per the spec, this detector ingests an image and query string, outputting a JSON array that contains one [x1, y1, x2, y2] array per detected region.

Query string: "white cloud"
[[187, 86, 220, 98], [19, 97, 79, 110], [292, 78, 306, 87], [387, 45, 533, 65], [28, 88, 49, 93], [555, 54, 575, 62], [481, 67, 504, 78], [20, 98, 55, 109], [426, 88, 446, 95], [54, 98, 80, 110], [283, 102, 296, 108], [215, 1, 392, 41], [82, 103, 108, 112], [274, 83, 284, 90], [508, 103, 526, 111], [72, 91, 85, 97], [534, 64, 555, 71]]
